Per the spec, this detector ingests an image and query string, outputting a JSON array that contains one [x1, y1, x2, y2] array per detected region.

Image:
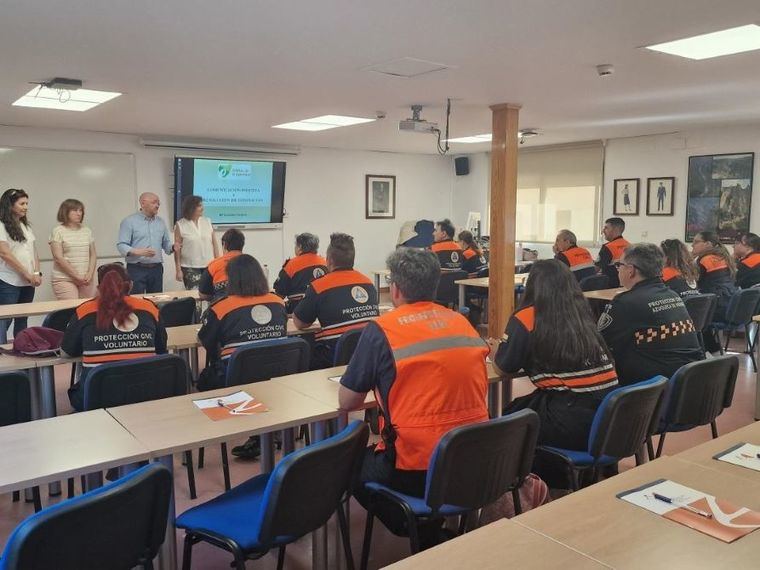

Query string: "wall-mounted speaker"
[[455, 156, 469, 176]]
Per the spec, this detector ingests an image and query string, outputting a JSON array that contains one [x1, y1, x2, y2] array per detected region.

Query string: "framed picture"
[[685, 152, 754, 243], [646, 177, 675, 216], [365, 174, 396, 219], [613, 178, 639, 216]]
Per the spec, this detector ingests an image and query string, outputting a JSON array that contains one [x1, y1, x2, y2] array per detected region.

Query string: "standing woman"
[[174, 195, 218, 290], [0, 188, 41, 338], [49, 198, 97, 299]]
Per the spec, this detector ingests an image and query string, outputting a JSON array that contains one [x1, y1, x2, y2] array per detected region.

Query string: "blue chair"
[[177, 420, 369, 570], [359, 410, 539, 566], [0, 463, 172, 570], [536, 376, 668, 491], [647, 355, 738, 459]]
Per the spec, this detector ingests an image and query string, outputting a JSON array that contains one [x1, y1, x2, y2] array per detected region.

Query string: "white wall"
[[0, 125, 454, 303], [452, 153, 490, 234]]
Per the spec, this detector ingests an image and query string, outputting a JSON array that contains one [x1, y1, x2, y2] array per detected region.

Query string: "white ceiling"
[[1, 0, 760, 154]]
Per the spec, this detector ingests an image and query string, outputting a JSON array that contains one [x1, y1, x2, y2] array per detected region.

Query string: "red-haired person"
[[62, 264, 167, 411]]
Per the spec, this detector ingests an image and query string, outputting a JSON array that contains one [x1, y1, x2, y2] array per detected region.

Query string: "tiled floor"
[[0, 343, 756, 569]]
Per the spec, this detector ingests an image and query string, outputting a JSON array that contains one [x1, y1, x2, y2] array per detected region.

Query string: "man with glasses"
[[598, 243, 703, 385]]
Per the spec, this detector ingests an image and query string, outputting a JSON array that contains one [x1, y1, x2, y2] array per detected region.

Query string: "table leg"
[[27, 369, 42, 420], [283, 428, 295, 455], [374, 274, 381, 296], [501, 376, 514, 406], [458, 284, 465, 309], [260, 432, 275, 473], [310, 420, 329, 570], [155, 454, 177, 570], [487, 382, 502, 418], [38, 364, 63, 496], [756, 334, 760, 420], [190, 347, 199, 379], [0, 320, 7, 344]]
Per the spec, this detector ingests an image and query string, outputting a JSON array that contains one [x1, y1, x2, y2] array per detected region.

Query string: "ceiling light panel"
[[12, 86, 121, 111], [645, 24, 760, 60], [272, 114, 375, 131]]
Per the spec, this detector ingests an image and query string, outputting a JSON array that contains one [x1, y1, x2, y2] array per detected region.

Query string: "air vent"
[[363, 57, 451, 78]]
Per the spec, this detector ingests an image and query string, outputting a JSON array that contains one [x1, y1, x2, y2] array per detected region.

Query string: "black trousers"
[[127, 264, 163, 294]]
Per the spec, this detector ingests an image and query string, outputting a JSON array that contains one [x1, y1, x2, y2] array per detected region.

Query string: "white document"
[[193, 390, 263, 414], [715, 443, 760, 472], [619, 479, 707, 515]]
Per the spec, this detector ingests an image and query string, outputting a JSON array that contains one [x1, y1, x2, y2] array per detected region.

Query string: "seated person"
[[599, 243, 703, 385], [62, 263, 167, 411], [553, 229, 595, 283], [294, 233, 379, 369], [430, 218, 464, 271], [339, 247, 488, 537], [457, 230, 488, 277], [734, 232, 760, 289], [493, 260, 618, 450], [198, 254, 288, 391], [596, 217, 630, 287], [198, 229, 244, 301], [660, 239, 700, 297], [273, 232, 327, 313]]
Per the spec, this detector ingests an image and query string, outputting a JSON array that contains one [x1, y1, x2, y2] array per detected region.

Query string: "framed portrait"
[[685, 152, 754, 243], [613, 178, 639, 216], [646, 177, 675, 216], [365, 174, 396, 219]]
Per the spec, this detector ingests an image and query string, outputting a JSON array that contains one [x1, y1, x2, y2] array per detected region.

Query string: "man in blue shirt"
[[117, 192, 175, 293]]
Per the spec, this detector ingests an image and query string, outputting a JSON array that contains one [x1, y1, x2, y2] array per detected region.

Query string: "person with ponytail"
[[457, 230, 488, 277], [491, 259, 618, 450], [62, 263, 167, 411], [0, 188, 41, 339], [660, 238, 699, 298]]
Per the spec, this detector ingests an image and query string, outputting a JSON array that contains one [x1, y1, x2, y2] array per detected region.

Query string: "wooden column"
[[487, 103, 521, 339]]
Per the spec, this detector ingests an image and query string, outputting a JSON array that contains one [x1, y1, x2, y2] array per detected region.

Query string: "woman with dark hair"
[[49, 198, 97, 300], [734, 232, 760, 289], [198, 254, 287, 391], [691, 231, 737, 321], [492, 259, 618, 450], [0, 188, 41, 338], [62, 264, 167, 411], [660, 239, 699, 297], [173, 195, 218, 290], [457, 230, 488, 277]]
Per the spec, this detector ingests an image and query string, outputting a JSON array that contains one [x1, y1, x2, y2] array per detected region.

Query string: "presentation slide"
[[193, 159, 274, 224]]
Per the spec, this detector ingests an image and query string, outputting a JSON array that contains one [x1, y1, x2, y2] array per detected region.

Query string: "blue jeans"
[[0, 278, 35, 340], [127, 264, 164, 294]]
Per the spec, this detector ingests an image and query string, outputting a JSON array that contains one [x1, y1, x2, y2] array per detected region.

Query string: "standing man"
[[596, 217, 630, 288], [430, 218, 464, 271], [657, 182, 667, 211], [117, 192, 174, 294], [553, 229, 596, 283]]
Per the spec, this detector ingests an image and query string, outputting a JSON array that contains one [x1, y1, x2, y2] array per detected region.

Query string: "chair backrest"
[[579, 274, 610, 292], [158, 297, 196, 327], [0, 372, 31, 426], [476, 266, 489, 278], [0, 463, 172, 570], [724, 288, 760, 326], [256, 421, 369, 545], [41, 308, 76, 332], [332, 329, 364, 366], [588, 376, 668, 461], [425, 409, 539, 513], [683, 293, 718, 331], [661, 355, 739, 429], [225, 337, 311, 387], [83, 354, 188, 410], [435, 270, 468, 306]]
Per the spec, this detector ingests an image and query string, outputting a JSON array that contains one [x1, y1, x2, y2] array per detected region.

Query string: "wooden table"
[[383, 518, 608, 569], [454, 276, 528, 308], [514, 456, 760, 569], [107, 380, 339, 570], [582, 287, 626, 302]]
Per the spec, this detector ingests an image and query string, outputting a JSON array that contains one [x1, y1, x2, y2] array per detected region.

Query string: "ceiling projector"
[[399, 105, 438, 134]]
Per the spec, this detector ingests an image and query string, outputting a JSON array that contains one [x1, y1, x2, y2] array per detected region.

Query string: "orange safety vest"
[[603, 236, 630, 263], [562, 246, 595, 271], [208, 250, 243, 289], [374, 302, 489, 470], [662, 266, 681, 282], [740, 252, 760, 269], [699, 254, 728, 273]]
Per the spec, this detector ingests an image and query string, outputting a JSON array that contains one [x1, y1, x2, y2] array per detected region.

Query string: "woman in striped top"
[[492, 259, 618, 450], [49, 199, 97, 299]]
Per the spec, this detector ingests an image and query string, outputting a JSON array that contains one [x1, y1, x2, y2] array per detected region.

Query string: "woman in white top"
[[49, 198, 97, 300], [174, 195, 218, 289], [0, 188, 41, 337]]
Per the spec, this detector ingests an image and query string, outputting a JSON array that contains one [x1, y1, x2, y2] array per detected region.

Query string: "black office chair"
[[0, 463, 172, 570], [435, 270, 468, 309], [647, 355, 738, 459], [683, 293, 717, 353], [159, 297, 197, 327], [0, 372, 41, 512], [333, 329, 364, 366], [535, 376, 668, 491], [712, 288, 760, 370], [178, 421, 369, 570], [42, 308, 78, 388], [360, 410, 539, 566], [579, 274, 610, 292]]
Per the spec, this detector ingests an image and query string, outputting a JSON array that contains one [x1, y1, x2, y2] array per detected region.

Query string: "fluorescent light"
[[447, 134, 492, 143], [272, 114, 375, 131], [13, 86, 121, 111], [645, 24, 760, 60]]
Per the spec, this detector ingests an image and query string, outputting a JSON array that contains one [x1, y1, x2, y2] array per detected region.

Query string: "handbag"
[[0, 326, 64, 356]]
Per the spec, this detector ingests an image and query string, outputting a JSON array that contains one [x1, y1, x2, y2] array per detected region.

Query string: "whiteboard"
[[0, 147, 137, 260]]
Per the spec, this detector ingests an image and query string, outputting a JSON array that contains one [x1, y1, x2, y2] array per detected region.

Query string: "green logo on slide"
[[218, 164, 231, 178]]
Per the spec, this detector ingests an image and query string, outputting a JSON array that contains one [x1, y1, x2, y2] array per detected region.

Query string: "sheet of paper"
[[714, 443, 760, 472], [193, 390, 268, 421], [618, 479, 760, 543], [328, 375, 342, 383]]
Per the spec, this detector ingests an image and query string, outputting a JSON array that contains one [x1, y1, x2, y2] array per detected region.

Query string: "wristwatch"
[[32, 271, 42, 277]]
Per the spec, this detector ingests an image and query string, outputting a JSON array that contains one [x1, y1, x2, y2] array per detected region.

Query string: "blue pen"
[[653, 492, 712, 518]]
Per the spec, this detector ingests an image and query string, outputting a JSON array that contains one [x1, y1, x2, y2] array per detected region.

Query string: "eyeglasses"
[[613, 261, 639, 271]]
